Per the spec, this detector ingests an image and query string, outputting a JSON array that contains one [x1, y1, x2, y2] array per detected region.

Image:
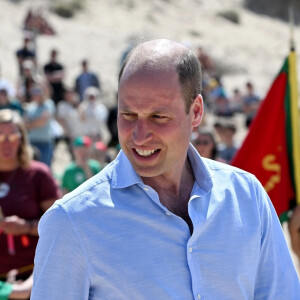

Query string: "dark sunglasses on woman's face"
[[195, 139, 211, 146], [0, 132, 21, 143]]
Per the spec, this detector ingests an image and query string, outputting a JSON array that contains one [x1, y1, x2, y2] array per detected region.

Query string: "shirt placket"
[[187, 196, 206, 300], [139, 183, 206, 300]]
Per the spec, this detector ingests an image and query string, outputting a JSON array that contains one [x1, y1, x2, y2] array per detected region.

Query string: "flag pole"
[[289, 0, 295, 51], [288, 0, 300, 205]]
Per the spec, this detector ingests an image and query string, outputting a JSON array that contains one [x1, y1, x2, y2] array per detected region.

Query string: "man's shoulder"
[[59, 161, 115, 207], [200, 158, 266, 207], [202, 157, 254, 181]]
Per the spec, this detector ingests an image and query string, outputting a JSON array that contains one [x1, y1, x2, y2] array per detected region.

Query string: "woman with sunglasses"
[[191, 127, 225, 162], [0, 109, 61, 298]]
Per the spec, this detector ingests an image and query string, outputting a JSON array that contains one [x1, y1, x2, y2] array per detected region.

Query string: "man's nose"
[[132, 119, 153, 145]]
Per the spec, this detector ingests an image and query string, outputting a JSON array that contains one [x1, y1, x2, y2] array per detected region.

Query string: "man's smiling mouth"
[[134, 149, 159, 157]]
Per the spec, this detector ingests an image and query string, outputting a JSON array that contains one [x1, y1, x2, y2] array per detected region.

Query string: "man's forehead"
[[121, 65, 177, 83], [118, 66, 181, 102], [124, 39, 186, 75]]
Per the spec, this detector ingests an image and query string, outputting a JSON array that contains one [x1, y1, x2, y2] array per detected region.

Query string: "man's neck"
[[142, 158, 195, 232], [145, 159, 193, 192]]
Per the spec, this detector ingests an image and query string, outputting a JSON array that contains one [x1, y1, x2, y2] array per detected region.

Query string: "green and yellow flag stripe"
[[288, 51, 300, 205]]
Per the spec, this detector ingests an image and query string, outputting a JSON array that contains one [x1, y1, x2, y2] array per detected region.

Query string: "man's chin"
[[134, 165, 162, 179]]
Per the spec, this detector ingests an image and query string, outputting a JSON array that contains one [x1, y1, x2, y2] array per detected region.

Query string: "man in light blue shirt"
[[31, 39, 300, 299]]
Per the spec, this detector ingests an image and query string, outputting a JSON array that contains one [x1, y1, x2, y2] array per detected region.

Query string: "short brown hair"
[[118, 41, 202, 113], [176, 50, 202, 113]]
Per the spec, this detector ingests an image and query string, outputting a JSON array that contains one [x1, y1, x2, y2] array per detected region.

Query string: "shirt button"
[[166, 212, 171, 216], [143, 187, 149, 191], [197, 293, 201, 299], [189, 247, 193, 253]]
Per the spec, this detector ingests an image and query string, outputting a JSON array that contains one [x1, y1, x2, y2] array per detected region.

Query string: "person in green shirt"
[[61, 136, 102, 194], [0, 88, 24, 116], [0, 274, 32, 300]]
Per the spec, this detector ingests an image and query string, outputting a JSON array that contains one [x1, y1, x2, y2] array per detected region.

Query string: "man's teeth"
[[135, 149, 157, 157]]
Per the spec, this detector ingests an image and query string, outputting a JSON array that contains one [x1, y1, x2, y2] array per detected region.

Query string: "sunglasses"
[[195, 139, 211, 146], [0, 132, 21, 143]]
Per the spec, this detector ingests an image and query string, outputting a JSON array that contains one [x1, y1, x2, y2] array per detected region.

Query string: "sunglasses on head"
[[0, 132, 21, 143]]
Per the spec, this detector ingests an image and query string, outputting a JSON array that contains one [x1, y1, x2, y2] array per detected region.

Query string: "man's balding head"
[[118, 39, 202, 113]]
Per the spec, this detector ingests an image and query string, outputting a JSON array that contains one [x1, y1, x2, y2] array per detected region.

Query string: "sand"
[[1, 0, 299, 99]]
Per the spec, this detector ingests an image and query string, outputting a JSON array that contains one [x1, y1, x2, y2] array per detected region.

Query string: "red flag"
[[231, 53, 299, 220]]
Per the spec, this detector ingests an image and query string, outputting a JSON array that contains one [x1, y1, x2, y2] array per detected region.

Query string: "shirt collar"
[[111, 145, 213, 192], [187, 143, 213, 193], [111, 150, 143, 188]]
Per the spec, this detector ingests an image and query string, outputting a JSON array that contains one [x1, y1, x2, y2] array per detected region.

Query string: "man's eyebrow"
[[151, 108, 172, 114], [118, 105, 132, 111]]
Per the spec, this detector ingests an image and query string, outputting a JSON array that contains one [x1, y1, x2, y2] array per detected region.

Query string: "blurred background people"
[[17, 60, 38, 104], [56, 88, 82, 157], [196, 46, 215, 76], [0, 88, 24, 116], [0, 272, 33, 299], [107, 93, 119, 148], [214, 93, 233, 117], [215, 121, 240, 163], [16, 59, 50, 105], [44, 49, 65, 106], [15, 36, 36, 76], [91, 140, 111, 168], [0, 109, 60, 287], [191, 127, 224, 162], [24, 85, 56, 167], [229, 88, 243, 114], [23, 8, 55, 36], [61, 136, 102, 194], [242, 81, 261, 127], [289, 206, 300, 260], [0, 65, 15, 99], [206, 77, 228, 113], [78, 86, 111, 144], [75, 59, 101, 102]]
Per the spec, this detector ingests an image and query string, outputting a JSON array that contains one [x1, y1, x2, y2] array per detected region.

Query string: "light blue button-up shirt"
[[31, 145, 300, 299]]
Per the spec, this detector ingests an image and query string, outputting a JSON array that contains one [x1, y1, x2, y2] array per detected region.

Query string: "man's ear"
[[191, 94, 204, 128]]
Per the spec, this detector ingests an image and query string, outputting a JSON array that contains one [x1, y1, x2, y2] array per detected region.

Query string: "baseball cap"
[[94, 141, 108, 152], [73, 136, 92, 147]]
